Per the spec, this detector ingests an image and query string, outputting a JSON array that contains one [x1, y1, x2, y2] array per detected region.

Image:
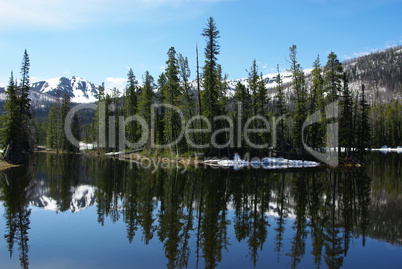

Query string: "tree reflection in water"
[[89, 158, 373, 269], [1, 152, 401, 269], [2, 167, 34, 269]]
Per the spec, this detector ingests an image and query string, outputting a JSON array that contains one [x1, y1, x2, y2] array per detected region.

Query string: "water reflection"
[[1, 152, 401, 268], [2, 167, 33, 269]]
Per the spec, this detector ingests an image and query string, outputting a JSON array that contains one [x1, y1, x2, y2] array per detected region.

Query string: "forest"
[[1, 17, 401, 165]]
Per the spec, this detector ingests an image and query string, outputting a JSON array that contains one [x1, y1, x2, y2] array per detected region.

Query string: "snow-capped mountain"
[[31, 76, 100, 103], [30, 185, 96, 213]]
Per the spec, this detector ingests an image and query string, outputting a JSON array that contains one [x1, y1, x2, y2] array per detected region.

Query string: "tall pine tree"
[[2, 72, 19, 148], [125, 68, 139, 146], [163, 47, 182, 155], [138, 71, 155, 153], [288, 45, 307, 155], [201, 17, 226, 150], [4, 50, 33, 164]]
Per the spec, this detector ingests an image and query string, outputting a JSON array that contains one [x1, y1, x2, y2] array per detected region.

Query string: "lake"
[[0, 152, 401, 269]]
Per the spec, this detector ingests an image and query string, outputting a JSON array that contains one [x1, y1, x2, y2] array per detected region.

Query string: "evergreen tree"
[[46, 93, 79, 153], [323, 52, 343, 154], [339, 73, 354, 159], [178, 53, 196, 149], [156, 72, 168, 146], [138, 71, 155, 153], [70, 108, 80, 153], [256, 73, 269, 117], [95, 83, 106, 151], [201, 17, 225, 149], [248, 59, 260, 146], [46, 105, 58, 150], [288, 45, 307, 154], [256, 73, 269, 145], [163, 47, 182, 155], [234, 82, 251, 148], [307, 55, 325, 150], [356, 84, 370, 162], [323, 52, 343, 104], [274, 65, 287, 155], [4, 50, 33, 164], [125, 68, 139, 146], [1, 72, 19, 147]]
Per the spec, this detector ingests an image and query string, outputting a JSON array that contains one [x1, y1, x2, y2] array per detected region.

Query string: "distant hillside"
[[343, 45, 402, 102]]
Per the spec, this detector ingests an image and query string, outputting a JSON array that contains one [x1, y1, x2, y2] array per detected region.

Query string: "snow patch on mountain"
[[31, 76, 100, 103]]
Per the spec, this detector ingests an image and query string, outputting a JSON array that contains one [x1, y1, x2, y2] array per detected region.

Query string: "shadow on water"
[[0, 152, 401, 268]]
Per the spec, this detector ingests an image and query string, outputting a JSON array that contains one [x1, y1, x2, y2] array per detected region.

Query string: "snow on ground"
[[372, 146, 402, 153]]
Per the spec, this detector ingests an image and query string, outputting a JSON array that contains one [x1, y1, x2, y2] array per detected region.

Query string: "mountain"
[[30, 76, 100, 103], [0, 76, 101, 112]]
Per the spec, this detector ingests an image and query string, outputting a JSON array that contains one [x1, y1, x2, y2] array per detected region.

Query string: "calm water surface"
[[0, 152, 401, 269]]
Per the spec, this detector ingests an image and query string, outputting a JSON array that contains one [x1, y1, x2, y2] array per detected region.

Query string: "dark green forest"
[[1, 17, 401, 164]]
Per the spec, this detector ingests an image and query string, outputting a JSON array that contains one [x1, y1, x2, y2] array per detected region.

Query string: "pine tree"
[[256, 73, 269, 145], [308, 55, 325, 150], [4, 50, 33, 164], [95, 82, 106, 151], [256, 73, 269, 117], [234, 82, 251, 147], [125, 68, 139, 146], [137, 71, 155, 153], [1, 72, 19, 147], [288, 45, 307, 154], [323, 52, 343, 104], [46, 105, 58, 150], [70, 109, 80, 153], [156, 72, 168, 146], [356, 84, 370, 162], [248, 59, 260, 146], [163, 47, 182, 155], [201, 17, 224, 147], [323, 52, 343, 154], [275, 65, 287, 155], [339, 73, 353, 159], [178, 53, 196, 149], [17, 49, 33, 152]]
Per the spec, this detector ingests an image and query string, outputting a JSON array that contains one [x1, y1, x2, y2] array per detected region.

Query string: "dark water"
[[0, 152, 401, 269]]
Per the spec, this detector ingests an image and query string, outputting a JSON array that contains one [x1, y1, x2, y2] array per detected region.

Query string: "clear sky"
[[1, 0, 401, 89]]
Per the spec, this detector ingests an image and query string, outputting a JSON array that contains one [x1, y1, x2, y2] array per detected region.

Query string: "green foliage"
[[201, 17, 226, 141], [1, 72, 19, 147], [288, 45, 307, 154], [125, 68, 139, 145], [2, 50, 34, 164], [46, 93, 80, 153], [323, 52, 343, 103], [138, 71, 155, 153], [306, 56, 325, 149], [163, 47, 183, 154]]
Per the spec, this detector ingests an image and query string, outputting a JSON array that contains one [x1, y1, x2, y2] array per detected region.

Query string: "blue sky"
[[1, 0, 401, 89]]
